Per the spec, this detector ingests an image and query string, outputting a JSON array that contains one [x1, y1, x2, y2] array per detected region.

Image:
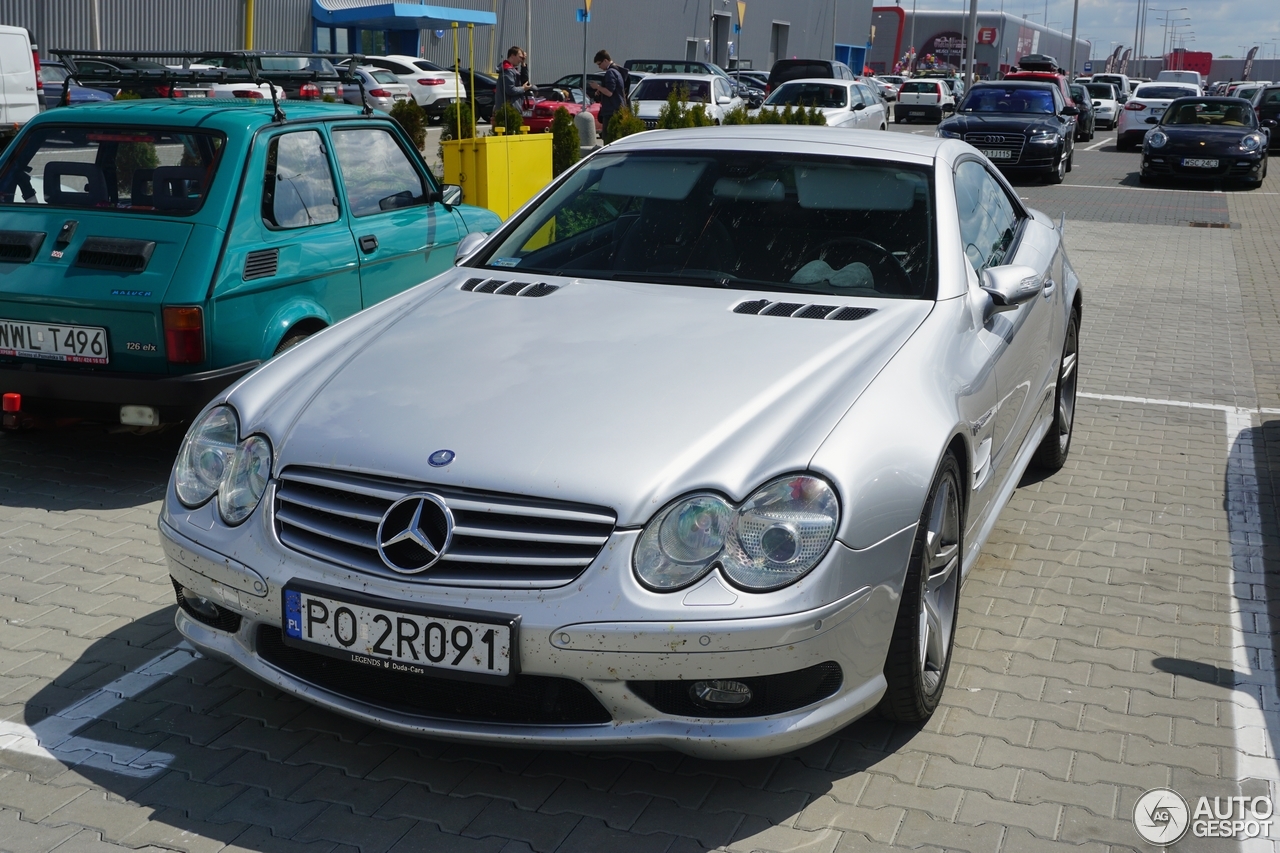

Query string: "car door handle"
[[1042, 277, 1056, 297], [359, 235, 379, 253]]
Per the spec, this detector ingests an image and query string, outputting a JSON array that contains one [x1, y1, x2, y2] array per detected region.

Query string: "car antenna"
[[250, 54, 286, 123], [350, 54, 373, 117]]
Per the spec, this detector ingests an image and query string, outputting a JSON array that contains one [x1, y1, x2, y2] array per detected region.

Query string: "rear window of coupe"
[[0, 125, 225, 214]]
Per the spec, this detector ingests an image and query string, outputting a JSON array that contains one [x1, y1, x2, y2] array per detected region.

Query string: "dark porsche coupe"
[[1140, 96, 1269, 186], [936, 80, 1078, 184]]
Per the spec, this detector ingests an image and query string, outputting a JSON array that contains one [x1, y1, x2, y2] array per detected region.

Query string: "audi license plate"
[[0, 319, 108, 364], [1182, 158, 1219, 169], [283, 585, 517, 679], [982, 149, 1013, 160]]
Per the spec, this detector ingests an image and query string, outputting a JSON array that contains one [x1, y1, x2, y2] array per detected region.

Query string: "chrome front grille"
[[273, 467, 616, 588], [964, 132, 1027, 161]]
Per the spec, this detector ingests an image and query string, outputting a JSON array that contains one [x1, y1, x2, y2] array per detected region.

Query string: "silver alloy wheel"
[[917, 473, 960, 695], [1055, 314, 1078, 455]]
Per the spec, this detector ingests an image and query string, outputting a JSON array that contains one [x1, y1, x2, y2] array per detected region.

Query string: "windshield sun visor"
[[795, 166, 923, 211], [597, 159, 709, 200]]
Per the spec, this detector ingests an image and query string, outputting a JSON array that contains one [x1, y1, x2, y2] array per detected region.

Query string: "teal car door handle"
[[359, 234, 379, 253]]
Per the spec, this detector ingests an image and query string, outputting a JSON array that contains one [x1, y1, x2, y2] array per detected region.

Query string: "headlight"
[[935, 128, 961, 139], [1241, 133, 1264, 151], [634, 475, 839, 592], [218, 435, 273, 525], [1146, 130, 1168, 149], [174, 405, 274, 524], [1028, 131, 1057, 144], [175, 406, 238, 507]]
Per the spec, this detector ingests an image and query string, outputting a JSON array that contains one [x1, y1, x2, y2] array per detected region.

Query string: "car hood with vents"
[[229, 269, 933, 527]]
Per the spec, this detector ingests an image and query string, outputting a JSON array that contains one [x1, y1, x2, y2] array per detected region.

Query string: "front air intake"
[[0, 230, 45, 264], [461, 278, 559, 297], [733, 300, 876, 322]]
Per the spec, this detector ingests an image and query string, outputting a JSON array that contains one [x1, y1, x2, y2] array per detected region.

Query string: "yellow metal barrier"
[[442, 132, 553, 221]]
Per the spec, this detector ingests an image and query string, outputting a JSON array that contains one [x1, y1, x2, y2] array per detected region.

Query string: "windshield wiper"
[[606, 270, 736, 288]]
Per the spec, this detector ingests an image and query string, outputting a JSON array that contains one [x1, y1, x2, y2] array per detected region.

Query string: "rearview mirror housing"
[[980, 264, 1042, 318], [1061, 105, 1080, 116], [454, 231, 489, 265]]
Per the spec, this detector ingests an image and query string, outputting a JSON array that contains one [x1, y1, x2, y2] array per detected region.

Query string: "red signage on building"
[[977, 27, 998, 46]]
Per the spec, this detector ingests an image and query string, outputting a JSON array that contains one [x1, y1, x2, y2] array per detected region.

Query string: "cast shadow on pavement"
[[0, 425, 183, 512], [9, 604, 936, 852]]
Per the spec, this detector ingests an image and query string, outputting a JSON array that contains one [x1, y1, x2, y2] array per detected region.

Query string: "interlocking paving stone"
[[0, 144, 1278, 852]]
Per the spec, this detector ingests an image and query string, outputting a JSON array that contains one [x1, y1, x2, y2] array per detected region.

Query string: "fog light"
[[180, 587, 222, 621], [120, 405, 159, 426], [690, 680, 753, 708]]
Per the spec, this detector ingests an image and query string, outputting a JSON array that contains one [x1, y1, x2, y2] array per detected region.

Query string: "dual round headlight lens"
[[1146, 130, 1168, 149], [174, 405, 272, 525], [1241, 133, 1264, 151], [634, 475, 839, 592]]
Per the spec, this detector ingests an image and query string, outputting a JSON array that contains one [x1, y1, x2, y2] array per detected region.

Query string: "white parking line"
[[1083, 137, 1112, 151], [0, 644, 198, 777], [1063, 183, 1280, 196], [1080, 391, 1280, 791]]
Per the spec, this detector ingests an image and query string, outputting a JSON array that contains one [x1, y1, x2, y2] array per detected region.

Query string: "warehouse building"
[[2, 0, 877, 82], [868, 8, 1090, 77]]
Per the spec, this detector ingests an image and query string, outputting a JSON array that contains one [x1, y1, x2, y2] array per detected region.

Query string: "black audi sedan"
[[936, 80, 1079, 183], [1253, 86, 1280, 151], [1140, 96, 1269, 186]]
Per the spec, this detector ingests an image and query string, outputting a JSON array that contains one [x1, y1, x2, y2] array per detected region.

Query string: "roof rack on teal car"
[[51, 50, 373, 121]]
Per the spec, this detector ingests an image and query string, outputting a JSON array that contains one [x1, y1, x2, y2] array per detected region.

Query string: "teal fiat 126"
[[0, 56, 498, 428]]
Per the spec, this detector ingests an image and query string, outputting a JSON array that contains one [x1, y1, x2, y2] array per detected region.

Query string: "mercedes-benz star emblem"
[[376, 493, 454, 573], [428, 449, 455, 467]]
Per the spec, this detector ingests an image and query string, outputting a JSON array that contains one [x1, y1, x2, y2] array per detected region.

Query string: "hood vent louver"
[[0, 230, 45, 264], [74, 237, 155, 273], [243, 248, 279, 281], [461, 278, 559, 297], [734, 299, 876, 322]]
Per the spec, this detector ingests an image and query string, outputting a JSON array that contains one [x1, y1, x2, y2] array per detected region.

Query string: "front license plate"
[[0, 319, 108, 364], [1182, 158, 1219, 168], [981, 149, 1013, 160], [283, 585, 517, 679]]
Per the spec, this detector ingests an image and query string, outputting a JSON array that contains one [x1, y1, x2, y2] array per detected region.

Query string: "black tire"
[[1046, 155, 1066, 184], [273, 332, 312, 357], [1032, 309, 1079, 471], [879, 453, 963, 723], [1065, 149, 1073, 173]]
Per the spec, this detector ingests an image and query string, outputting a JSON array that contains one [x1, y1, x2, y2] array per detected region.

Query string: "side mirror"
[[1060, 105, 1080, 116], [717, 95, 732, 105], [853, 102, 866, 111], [1118, 94, 1129, 103], [454, 231, 489, 265], [980, 264, 1042, 318], [438, 184, 463, 207]]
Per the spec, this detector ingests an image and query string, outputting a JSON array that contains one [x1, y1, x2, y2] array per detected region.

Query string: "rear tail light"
[[1124, 102, 1146, 111], [335, 85, 343, 97], [163, 306, 205, 364], [299, 83, 321, 98], [232, 89, 264, 99], [154, 85, 187, 98], [368, 88, 390, 98], [534, 106, 553, 117], [418, 78, 446, 86], [2, 393, 20, 413], [31, 46, 41, 93]]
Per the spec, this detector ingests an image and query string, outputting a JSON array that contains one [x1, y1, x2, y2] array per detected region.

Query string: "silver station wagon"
[[160, 126, 1082, 758]]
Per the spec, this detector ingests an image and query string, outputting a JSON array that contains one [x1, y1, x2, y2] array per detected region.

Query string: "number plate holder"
[[1181, 157, 1219, 168], [282, 580, 520, 685], [0, 318, 109, 364]]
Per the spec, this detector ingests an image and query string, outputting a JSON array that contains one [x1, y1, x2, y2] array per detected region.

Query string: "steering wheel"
[[816, 236, 914, 295]]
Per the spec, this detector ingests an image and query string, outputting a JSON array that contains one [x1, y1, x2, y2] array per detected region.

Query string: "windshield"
[[0, 125, 225, 214], [764, 82, 847, 108], [1086, 83, 1116, 100], [633, 79, 711, 103], [1134, 85, 1197, 100], [1163, 100, 1257, 127], [472, 151, 936, 299], [961, 88, 1055, 114]]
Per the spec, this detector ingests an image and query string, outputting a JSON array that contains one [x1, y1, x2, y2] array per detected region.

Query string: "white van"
[[1091, 73, 1132, 99], [1155, 70, 1203, 89], [0, 25, 41, 150]]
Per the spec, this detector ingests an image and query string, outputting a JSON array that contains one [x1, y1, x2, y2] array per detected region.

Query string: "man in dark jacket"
[[588, 49, 627, 141], [497, 46, 531, 112]]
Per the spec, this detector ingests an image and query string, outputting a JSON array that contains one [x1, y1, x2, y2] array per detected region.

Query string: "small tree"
[[656, 88, 689, 129], [688, 104, 715, 127], [551, 107, 580, 176], [606, 108, 646, 141], [115, 142, 158, 193], [721, 104, 752, 125], [391, 99, 428, 148], [805, 105, 827, 125], [492, 103, 524, 135]]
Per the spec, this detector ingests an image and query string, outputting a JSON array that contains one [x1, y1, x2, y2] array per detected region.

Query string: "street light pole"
[[1067, 0, 1080, 75]]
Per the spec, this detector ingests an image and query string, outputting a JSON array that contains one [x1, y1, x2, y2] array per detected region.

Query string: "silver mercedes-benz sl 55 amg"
[[159, 126, 1081, 758]]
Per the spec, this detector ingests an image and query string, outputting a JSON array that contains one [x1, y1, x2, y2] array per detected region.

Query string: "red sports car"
[[521, 86, 599, 133]]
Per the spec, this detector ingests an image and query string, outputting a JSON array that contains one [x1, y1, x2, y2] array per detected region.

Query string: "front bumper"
[[160, 513, 914, 758], [1142, 150, 1266, 180], [0, 359, 259, 421]]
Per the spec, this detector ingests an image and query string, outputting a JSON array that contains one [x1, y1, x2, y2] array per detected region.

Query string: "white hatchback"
[[1116, 81, 1199, 150], [630, 73, 742, 127], [757, 78, 887, 130]]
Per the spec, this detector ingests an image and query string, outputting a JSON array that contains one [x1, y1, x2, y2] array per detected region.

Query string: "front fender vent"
[[243, 248, 279, 281], [734, 299, 876, 322], [460, 278, 559, 297], [74, 237, 156, 273], [0, 230, 45, 264]]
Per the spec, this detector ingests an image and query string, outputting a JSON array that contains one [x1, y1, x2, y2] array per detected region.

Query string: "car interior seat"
[[1222, 105, 1246, 125], [43, 162, 108, 207], [151, 166, 206, 211]]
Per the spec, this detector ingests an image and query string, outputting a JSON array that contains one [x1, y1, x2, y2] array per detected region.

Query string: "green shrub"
[[115, 90, 141, 100], [606, 108, 646, 142], [806, 105, 827, 125], [492, 103, 524, 135], [754, 106, 784, 124], [321, 94, 336, 103], [115, 142, 158, 193], [391, 99, 428, 148], [551, 107, 580, 177], [721, 104, 752, 125]]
